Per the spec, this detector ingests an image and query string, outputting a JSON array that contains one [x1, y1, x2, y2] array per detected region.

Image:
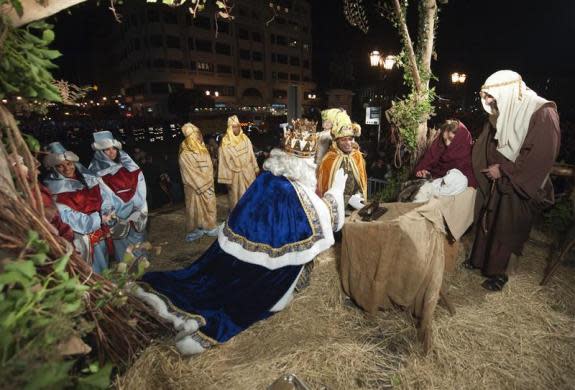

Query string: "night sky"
[[51, 0, 575, 111]]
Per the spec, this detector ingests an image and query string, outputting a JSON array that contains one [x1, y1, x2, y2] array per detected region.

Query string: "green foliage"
[[0, 231, 113, 389], [0, 16, 62, 101], [373, 166, 410, 202]]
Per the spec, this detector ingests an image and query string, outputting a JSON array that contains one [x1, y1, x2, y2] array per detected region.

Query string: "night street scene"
[[1, 0, 574, 388]]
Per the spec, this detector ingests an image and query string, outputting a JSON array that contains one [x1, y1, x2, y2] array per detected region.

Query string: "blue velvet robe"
[[140, 172, 339, 347]]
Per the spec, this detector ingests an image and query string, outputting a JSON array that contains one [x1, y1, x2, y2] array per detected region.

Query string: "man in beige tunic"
[[179, 123, 218, 242], [217, 115, 259, 210]]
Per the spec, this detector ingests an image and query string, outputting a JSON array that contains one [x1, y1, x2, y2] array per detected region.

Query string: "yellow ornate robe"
[[317, 145, 367, 202], [217, 137, 259, 210], [179, 149, 217, 233]]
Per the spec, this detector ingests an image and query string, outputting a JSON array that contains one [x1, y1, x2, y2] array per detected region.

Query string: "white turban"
[[480, 70, 549, 162]]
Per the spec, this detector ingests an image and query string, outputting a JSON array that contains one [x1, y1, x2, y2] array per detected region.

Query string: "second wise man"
[[217, 115, 259, 210], [179, 123, 218, 242], [317, 112, 367, 212]]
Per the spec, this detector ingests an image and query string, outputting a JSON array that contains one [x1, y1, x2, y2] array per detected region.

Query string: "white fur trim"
[[324, 188, 345, 232], [130, 285, 199, 334], [269, 267, 304, 312], [217, 182, 335, 270], [91, 138, 123, 151], [176, 336, 206, 355], [43, 151, 80, 168]]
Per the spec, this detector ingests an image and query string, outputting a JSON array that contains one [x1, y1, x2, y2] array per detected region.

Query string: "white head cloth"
[[480, 70, 549, 162]]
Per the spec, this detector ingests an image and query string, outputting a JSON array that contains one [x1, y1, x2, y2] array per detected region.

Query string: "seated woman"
[[414, 119, 478, 188], [43, 142, 115, 273]]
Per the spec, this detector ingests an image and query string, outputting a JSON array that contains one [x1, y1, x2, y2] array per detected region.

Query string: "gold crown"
[[283, 119, 318, 158]]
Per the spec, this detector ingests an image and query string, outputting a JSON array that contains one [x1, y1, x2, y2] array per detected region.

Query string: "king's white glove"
[[348, 193, 365, 210], [329, 169, 348, 195]]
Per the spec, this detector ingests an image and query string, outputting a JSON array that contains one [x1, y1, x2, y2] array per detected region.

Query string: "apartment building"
[[111, 0, 315, 115]]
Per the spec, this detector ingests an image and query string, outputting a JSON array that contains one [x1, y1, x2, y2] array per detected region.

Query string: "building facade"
[[110, 0, 315, 115]]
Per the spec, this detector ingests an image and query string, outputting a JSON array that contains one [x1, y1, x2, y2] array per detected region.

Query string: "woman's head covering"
[[480, 70, 550, 162], [221, 115, 249, 147], [180, 123, 208, 155], [43, 142, 80, 168], [91, 130, 123, 151]]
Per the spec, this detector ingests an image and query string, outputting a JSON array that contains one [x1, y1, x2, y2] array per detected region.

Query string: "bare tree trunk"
[[1, 0, 88, 27]]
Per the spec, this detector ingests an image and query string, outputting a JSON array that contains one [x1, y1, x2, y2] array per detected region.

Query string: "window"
[[218, 21, 230, 34], [303, 59, 310, 69], [195, 15, 211, 29], [277, 72, 288, 80], [252, 51, 263, 62], [303, 75, 311, 82], [241, 69, 251, 79], [126, 84, 146, 96], [271, 53, 277, 63], [166, 36, 181, 49], [150, 82, 170, 94], [215, 42, 231, 55], [147, 9, 160, 23], [239, 49, 251, 60], [253, 70, 264, 80], [270, 34, 276, 44], [303, 42, 310, 51], [133, 38, 141, 51], [195, 39, 212, 52], [252, 32, 262, 42], [288, 39, 298, 48], [290, 56, 300, 66], [276, 17, 286, 25], [149, 35, 163, 48], [217, 64, 233, 74], [163, 11, 177, 24], [273, 89, 287, 98], [169, 60, 184, 69], [290, 73, 300, 81], [288, 21, 299, 31], [152, 59, 166, 68], [238, 28, 249, 40], [276, 35, 287, 46], [197, 62, 213, 72], [188, 38, 194, 50], [190, 61, 196, 70], [277, 54, 288, 64]]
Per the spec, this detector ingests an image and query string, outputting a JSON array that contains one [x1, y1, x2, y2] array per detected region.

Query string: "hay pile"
[[119, 211, 575, 389]]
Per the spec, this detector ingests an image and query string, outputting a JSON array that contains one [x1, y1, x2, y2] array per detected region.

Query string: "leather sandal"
[[481, 275, 508, 292]]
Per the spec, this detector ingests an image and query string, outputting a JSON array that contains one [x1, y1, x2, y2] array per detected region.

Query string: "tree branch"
[[419, 0, 437, 87], [2, 0, 88, 28], [392, 0, 421, 93]]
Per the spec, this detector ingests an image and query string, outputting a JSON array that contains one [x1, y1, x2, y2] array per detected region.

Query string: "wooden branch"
[[1, 0, 88, 28], [419, 0, 438, 86], [392, 0, 422, 93]]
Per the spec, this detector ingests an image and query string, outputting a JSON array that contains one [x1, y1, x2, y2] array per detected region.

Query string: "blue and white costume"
[[89, 131, 148, 262], [134, 145, 346, 355], [43, 142, 115, 273]]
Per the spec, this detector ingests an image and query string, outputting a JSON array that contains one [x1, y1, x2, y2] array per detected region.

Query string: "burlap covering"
[[340, 199, 458, 351]]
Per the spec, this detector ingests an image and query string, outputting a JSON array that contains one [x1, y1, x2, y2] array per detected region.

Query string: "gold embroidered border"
[[222, 180, 324, 257], [136, 282, 219, 346], [481, 77, 522, 90], [322, 193, 338, 229]]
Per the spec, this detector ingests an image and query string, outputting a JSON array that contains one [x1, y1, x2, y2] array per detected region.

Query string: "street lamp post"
[[451, 72, 467, 109], [369, 51, 396, 147]]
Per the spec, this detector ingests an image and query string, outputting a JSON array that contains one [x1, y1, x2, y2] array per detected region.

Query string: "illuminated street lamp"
[[451, 72, 467, 84], [214, 91, 219, 97], [382, 55, 396, 70], [307, 93, 316, 99], [205, 90, 211, 96], [369, 51, 381, 67]]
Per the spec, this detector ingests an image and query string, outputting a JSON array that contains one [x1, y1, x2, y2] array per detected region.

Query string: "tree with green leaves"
[[344, 0, 447, 164]]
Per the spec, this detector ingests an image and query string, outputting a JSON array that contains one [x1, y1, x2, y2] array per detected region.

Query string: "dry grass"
[[119, 206, 575, 389]]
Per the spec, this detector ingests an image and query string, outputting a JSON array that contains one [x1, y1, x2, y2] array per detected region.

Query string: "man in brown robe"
[[468, 70, 561, 291], [179, 123, 218, 242], [217, 115, 259, 211]]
